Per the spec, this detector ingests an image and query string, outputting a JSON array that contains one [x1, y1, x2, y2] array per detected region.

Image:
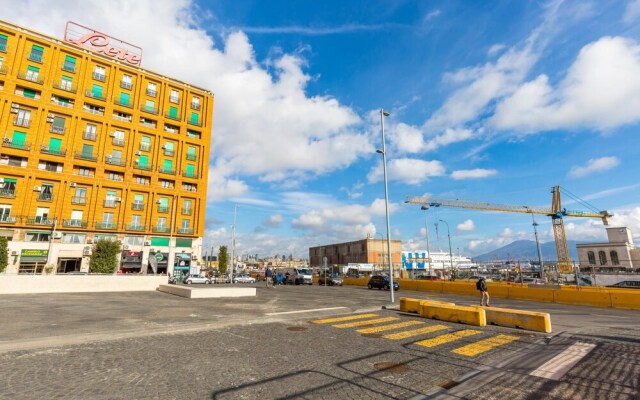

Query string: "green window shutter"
[[145, 100, 154, 110], [12, 131, 26, 146], [186, 164, 195, 176], [119, 92, 130, 105], [187, 146, 196, 156], [141, 136, 150, 144], [176, 238, 193, 247], [82, 144, 93, 155], [92, 84, 103, 97], [138, 155, 148, 167], [27, 65, 40, 72], [22, 89, 36, 98], [165, 142, 174, 152], [64, 55, 76, 64], [159, 198, 168, 207], [52, 116, 65, 128], [134, 194, 143, 202], [169, 106, 178, 118], [48, 137, 62, 151], [151, 237, 170, 246], [163, 159, 173, 170], [0, 34, 7, 41], [190, 112, 199, 123], [62, 75, 72, 82], [32, 45, 44, 52]]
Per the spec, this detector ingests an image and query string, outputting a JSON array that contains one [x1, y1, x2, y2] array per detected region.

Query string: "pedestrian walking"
[[476, 276, 490, 306], [265, 267, 273, 288]]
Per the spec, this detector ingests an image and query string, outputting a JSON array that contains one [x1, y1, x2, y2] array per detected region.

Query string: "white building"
[[577, 227, 640, 272], [401, 250, 475, 274]]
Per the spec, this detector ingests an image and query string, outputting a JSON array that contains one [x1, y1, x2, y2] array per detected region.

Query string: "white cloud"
[[491, 37, 640, 133], [568, 156, 620, 178], [457, 219, 475, 232], [451, 168, 497, 180], [291, 199, 399, 233], [487, 43, 506, 57], [624, 0, 640, 23], [262, 214, 283, 228], [367, 158, 446, 185]]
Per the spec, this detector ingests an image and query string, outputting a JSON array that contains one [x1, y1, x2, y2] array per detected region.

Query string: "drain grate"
[[438, 379, 460, 389], [374, 362, 409, 374], [287, 326, 308, 332]]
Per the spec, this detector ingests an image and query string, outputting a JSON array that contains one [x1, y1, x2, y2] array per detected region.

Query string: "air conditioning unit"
[[11, 251, 17, 256], [161, 145, 166, 149], [0, 178, 4, 183], [191, 255, 198, 261], [135, 151, 141, 155], [83, 247, 92, 256], [41, 146, 49, 151], [33, 186, 42, 192], [52, 231, 62, 239], [150, 248, 156, 253], [115, 197, 122, 202], [11, 103, 19, 109], [144, 241, 151, 246], [123, 245, 130, 250], [70, 182, 77, 187], [3, 138, 12, 144], [109, 132, 116, 137], [47, 113, 54, 118], [86, 238, 94, 244]]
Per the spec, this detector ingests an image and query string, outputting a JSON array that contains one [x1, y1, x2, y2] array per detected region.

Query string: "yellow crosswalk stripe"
[[333, 317, 399, 328], [414, 329, 481, 348], [357, 320, 425, 334], [452, 334, 519, 357], [310, 313, 379, 324], [383, 324, 449, 340]]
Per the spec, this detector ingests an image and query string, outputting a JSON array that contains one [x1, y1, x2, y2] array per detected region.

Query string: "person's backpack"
[[476, 279, 482, 290]]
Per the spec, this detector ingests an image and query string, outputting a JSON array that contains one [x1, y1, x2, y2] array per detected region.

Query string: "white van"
[[282, 267, 313, 285]]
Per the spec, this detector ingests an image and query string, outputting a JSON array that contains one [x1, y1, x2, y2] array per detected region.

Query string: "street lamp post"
[[526, 208, 545, 283], [376, 109, 394, 303], [230, 204, 237, 284], [439, 219, 454, 280], [420, 206, 432, 278]]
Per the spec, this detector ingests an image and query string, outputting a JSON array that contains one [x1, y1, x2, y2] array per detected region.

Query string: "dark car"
[[367, 275, 399, 291], [318, 274, 343, 286], [606, 281, 640, 289]]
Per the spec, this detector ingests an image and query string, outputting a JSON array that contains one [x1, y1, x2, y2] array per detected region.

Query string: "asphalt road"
[[1, 283, 639, 399]]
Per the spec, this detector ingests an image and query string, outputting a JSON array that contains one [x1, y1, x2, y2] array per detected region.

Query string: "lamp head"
[[382, 111, 390, 117], [420, 205, 428, 211], [376, 149, 384, 154]]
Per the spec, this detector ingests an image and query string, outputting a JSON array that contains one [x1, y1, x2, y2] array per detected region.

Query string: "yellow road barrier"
[[400, 297, 455, 313], [420, 303, 486, 326], [482, 306, 552, 333]]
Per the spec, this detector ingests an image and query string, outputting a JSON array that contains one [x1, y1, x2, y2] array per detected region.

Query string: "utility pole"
[[231, 204, 237, 283], [421, 206, 432, 278]]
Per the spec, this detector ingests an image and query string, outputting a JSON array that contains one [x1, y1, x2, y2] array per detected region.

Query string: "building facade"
[[402, 250, 474, 275], [309, 238, 402, 270], [0, 20, 213, 275], [577, 227, 639, 272]]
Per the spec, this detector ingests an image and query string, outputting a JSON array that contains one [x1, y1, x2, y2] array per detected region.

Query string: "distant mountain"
[[472, 240, 582, 262]]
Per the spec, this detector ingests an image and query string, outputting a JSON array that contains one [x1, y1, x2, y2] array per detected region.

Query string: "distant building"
[[577, 227, 640, 271], [309, 238, 402, 270], [402, 250, 474, 273]]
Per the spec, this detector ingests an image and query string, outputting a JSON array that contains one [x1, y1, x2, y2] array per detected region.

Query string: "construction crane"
[[405, 186, 612, 273]]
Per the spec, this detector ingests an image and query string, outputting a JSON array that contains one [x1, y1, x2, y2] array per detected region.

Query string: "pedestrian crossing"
[[311, 313, 520, 357]]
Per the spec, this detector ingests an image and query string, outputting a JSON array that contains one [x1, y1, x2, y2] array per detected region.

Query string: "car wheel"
[[329, 281, 334, 286], [186, 281, 192, 285], [368, 284, 373, 289], [384, 284, 389, 290]]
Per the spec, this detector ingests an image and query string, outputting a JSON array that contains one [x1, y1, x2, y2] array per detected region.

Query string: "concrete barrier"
[[400, 297, 455, 313], [420, 302, 486, 326], [553, 288, 612, 308], [483, 306, 552, 333], [508, 286, 554, 303], [608, 289, 640, 310], [158, 284, 256, 299], [0, 275, 167, 294]]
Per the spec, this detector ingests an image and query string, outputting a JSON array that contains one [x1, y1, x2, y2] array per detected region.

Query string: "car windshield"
[[298, 268, 311, 275]]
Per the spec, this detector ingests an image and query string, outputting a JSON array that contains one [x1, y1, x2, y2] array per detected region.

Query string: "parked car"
[[233, 274, 256, 283], [607, 281, 640, 289], [183, 274, 211, 284], [318, 274, 343, 286], [367, 275, 400, 291]]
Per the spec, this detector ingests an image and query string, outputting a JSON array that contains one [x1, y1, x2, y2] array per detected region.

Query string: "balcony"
[[146, 88, 157, 97], [105, 156, 126, 166], [51, 97, 74, 108], [53, 81, 77, 93], [186, 154, 197, 161], [139, 119, 156, 129], [0, 189, 15, 198], [74, 151, 97, 161], [95, 221, 118, 230], [13, 117, 30, 128], [17, 72, 44, 84], [2, 139, 31, 151], [92, 72, 106, 82], [83, 131, 97, 141], [71, 196, 87, 205], [140, 104, 159, 115], [63, 219, 88, 228], [191, 102, 201, 110], [26, 217, 54, 225], [131, 202, 145, 211], [50, 125, 66, 134], [37, 193, 53, 201], [28, 52, 43, 63], [120, 81, 132, 90], [134, 161, 153, 171], [107, 174, 124, 182], [62, 62, 75, 73], [112, 113, 132, 122], [164, 112, 180, 120], [164, 125, 179, 134], [177, 227, 194, 234], [157, 206, 169, 213], [169, 96, 179, 104], [112, 137, 125, 147], [0, 215, 16, 224], [125, 224, 146, 231], [152, 226, 170, 233], [103, 200, 118, 208], [83, 105, 104, 116], [188, 119, 202, 127], [158, 167, 175, 175], [181, 208, 192, 215], [113, 97, 132, 108], [0, 66, 6, 74], [139, 142, 150, 151], [163, 149, 175, 157], [40, 145, 66, 157], [85, 90, 105, 101], [182, 171, 199, 179]]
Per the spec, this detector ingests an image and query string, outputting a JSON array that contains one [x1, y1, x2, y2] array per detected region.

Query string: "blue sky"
[[6, 0, 640, 259]]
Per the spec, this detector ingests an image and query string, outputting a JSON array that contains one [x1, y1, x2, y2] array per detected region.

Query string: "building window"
[[0, 204, 12, 222], [26, 65, 40, 82], [0, 34, 7, 52], [140, 136, 151, 151], [169, 89, 179, 103], [26, 232, 50, 242], [598, 251, 607, 266], [62, 233, 85, 244], [106, 171, 123, 181], [119, 92, 130, 106], [15, 109, 31, 127], [134, 175, 149, 185], [186, 146, 197, 161], [610, 251, 620, 266], [28, 44, 44, 62], [186, 130, 200, 139], [190, 112, 199, 125], [93, 65, 106, 81], [60, 75, 73, 91], [72, 187, 87, 204], [0, 178, 17, 197], [168, 106, 178, 119], [146, 82, 157, 97], [77, 167, 94, 177], [121, 74, 132, 89], [51, 116, 65, 134], [163, 142, 174, 156], [160, 180, 174, 189], [63, 55, 76, 72], [124, 236, 144, 246], [191, 97, 200, 110]]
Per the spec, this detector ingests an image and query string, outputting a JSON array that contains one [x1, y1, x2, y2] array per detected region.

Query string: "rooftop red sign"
[[64, 21, 143, 66]]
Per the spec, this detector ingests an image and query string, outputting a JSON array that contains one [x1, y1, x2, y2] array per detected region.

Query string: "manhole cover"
[[373, 362, 409, 374], [287, 326, 308, 332], [438, 379, 460, 389], [362, 333, 383, 338]]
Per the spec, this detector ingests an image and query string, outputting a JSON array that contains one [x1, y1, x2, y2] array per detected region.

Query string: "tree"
[[90, 239, 121, 274], [0, 237, 8, 273], [218, 245, 228, 274]]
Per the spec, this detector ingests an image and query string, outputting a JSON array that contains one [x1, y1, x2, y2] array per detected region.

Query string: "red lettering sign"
[[64, 22, 143, 66]]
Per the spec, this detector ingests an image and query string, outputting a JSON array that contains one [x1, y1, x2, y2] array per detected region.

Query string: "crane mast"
[[405, 186, 612, 273]]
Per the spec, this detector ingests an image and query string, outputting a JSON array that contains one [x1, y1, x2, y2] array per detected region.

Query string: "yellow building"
[[0, 20, 213, 275]]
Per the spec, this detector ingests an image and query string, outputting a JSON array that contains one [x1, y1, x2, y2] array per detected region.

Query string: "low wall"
[[0, 275, 168, 294]]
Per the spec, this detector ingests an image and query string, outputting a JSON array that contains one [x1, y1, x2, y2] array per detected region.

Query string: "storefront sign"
[[64, 21, 143, 66], [21, 249, 48, 257]]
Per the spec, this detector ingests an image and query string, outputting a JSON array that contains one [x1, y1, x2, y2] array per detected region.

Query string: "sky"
[[4, 0, 640, 260]]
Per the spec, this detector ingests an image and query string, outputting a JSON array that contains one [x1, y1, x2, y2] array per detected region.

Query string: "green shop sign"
[[21, 249, 49, 257]]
